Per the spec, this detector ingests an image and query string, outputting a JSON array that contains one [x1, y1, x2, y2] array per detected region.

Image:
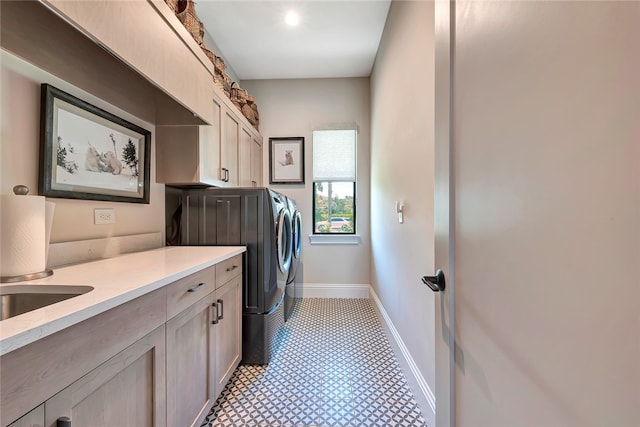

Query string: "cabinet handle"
[[212, 302, 219, 324], [225, 168, 230, 182], [187, 282, 205, 293], [57, 417, 72, 427], [217, 299, 224, 320], [252, 180, 257, 187], [226, 265, 238, 272]]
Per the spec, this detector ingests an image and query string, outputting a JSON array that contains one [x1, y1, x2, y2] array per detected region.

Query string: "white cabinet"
[[221, 108, 240, 186], [44, 326, 166, 427], [7, 405, 43, 427], [1, 1, 216, 125], [164, 261, 242, 426], [166, 293, 217, 427], [0, 288, 167, 427], [251, 134, 264, 187], [156, 99, 224, 187], [1, 256, 243, 427], [240, 126, 263, 187], [156, 91, 261, 187], [42, 0, 214, 123], [214, 275, 242, 397], [239, 127, 253, 187], [165, 266, 217, 427], [157, 100, 259, 188]]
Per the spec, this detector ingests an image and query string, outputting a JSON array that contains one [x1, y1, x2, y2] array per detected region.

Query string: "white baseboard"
[[369, 287, 436, 425], [295, 283, 370, 299]]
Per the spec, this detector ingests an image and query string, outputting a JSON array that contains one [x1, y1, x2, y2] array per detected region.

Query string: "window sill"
[[308, 234, 361, 245]]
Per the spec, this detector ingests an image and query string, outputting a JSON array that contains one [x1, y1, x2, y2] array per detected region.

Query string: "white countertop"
[[0, 246, 245, 356]]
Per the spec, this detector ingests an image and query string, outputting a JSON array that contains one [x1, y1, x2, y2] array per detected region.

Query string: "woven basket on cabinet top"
[[164, 0, 178, 13], [176, 0, 204, 45], [230, 82, 249, 105], [201, 46, 216, 66], [214, 72, 232, 94], [242, 104, 259, 128]]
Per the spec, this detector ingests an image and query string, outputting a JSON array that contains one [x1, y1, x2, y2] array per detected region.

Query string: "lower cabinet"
[[7, 405, 43, 427], [214, 275, 242, 397], [3, 259, 243, 427], [166, 292, 217, 427], [44, 325, 166, 427], [165, 269, 242, 427]]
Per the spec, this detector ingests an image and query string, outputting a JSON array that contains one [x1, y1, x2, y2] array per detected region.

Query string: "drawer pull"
[[187, 282, 205, 293], [217, 299, 224, 320], [212, 302, 219, 324], [226, 265, 239, 272]]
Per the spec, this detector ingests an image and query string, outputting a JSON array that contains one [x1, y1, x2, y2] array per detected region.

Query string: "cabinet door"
[[214, 275, 242, 398], [199, 194, 241, 245], [166, 293, 216, 427], [44, 326, 166, 427], [221, 109, 239, 186], [46, 0, 209, 120], [204, 99, 222, 185], [8, 405, 43, 427], [156, 100, 223, 186], [251, 135, 263, 187], [199, 99, 222, 185], [239, 127, 253, 187]]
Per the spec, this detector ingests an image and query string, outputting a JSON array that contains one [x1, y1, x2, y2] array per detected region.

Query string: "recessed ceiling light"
[[285, 11, 299, 26]]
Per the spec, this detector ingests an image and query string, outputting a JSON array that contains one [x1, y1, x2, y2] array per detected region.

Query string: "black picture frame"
[[269, 136, 305, 184], [39, 84, 151, 204]]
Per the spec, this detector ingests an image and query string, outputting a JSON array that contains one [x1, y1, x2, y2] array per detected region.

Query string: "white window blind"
[[312, 129, 357, 181]]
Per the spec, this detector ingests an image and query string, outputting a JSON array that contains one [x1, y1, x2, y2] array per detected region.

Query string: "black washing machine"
[[284, 196, 302, 322], [166, 186, 292, 364]]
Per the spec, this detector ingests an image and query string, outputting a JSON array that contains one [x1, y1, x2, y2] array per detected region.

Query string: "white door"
[[434, 1, 640, 426], [433, 1, 455, 426]]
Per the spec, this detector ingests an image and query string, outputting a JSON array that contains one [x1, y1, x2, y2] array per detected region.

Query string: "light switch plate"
[[395, 201, 404, 224], [94, 208, 115, 225]]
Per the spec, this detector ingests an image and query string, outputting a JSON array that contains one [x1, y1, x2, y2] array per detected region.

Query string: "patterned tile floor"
[[202, 298, 427, 427]]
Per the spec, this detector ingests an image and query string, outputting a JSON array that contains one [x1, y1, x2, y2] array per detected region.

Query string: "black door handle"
[[422, 269, 446, 292], [212, 302, 219, 325], [217, 299, 224, 320]]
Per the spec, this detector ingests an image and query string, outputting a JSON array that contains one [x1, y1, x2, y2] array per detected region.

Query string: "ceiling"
[[195, 0, 392, 81]]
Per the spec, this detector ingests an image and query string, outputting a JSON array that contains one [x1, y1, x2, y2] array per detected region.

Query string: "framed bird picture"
[[269, 136, 305, 184]]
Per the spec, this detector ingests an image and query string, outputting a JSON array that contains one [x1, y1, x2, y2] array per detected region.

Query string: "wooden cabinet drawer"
[[167, 266, 216, 320], [216, 255, 242, 288]]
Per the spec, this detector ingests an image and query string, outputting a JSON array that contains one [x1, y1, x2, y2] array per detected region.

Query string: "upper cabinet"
[[239, 126, 253, 187], [0, 0, 263, 185], [241, 126, 263, 188], [222, 109, 240, 186], [0, 0, 215, 125], [250, 134, 264, 188], [157, 99, 224, 187], [157, 98, 262, 188], [157, 94, 263, 188]]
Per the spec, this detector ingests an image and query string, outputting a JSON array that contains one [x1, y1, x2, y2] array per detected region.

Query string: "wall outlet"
[[94, 208, 115, 225]]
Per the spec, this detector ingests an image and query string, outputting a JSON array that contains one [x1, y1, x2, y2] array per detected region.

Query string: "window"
[[312, 129, 357, 234]]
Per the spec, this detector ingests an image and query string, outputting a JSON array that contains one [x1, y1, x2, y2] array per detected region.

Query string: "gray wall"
[[1, 50, 165, 244], [242, 78, 371, 288], [370, 0, 436, 408]]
